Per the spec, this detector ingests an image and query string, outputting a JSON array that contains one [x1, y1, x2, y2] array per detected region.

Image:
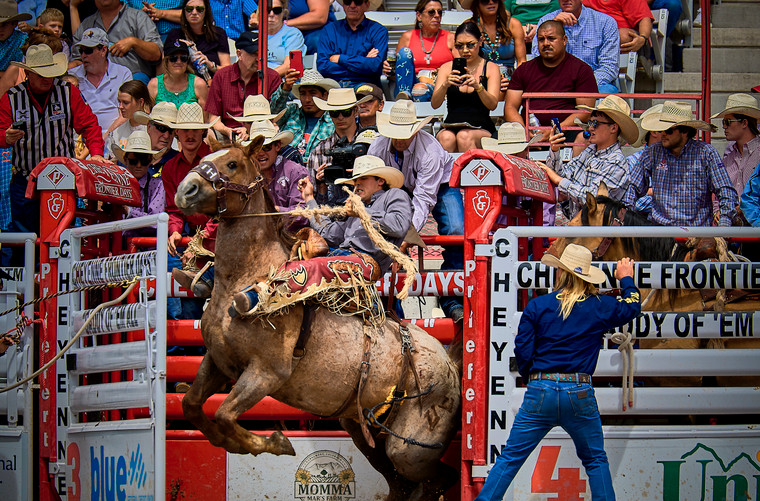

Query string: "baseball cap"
[[356, 83, 384, 101], [75, 28, 109, 49], [165, 39, 190, 56], [236, 31, 259, 54]]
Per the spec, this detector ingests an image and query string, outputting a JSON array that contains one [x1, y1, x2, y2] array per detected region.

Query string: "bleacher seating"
[[645, 8, 669, 93]]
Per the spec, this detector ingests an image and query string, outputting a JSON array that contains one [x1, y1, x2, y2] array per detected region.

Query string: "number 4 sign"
[[531, 446, 587, 500]]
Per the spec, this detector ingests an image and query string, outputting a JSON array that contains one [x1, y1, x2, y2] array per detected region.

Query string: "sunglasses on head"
[[423, 8, 443, 16], [329, 108, 355, 118], [169, 54, 189, 63], [454, 41, 478, 50], [269, 6, 283, 14], [151, 122, 172, 134], [343, 0, 366, 6], [126, 154, 152, 166], [80, 45, 103, 55], [185, 5, 205, 13]]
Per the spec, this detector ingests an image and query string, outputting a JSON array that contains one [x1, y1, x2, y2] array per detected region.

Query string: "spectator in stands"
[[135, 101, 180, 174], [0, 1, 30, 82], [503, 0, 559, 42], [130, 0, 182, 42], [623, 101, 738, 227], [740, 161, 760, 227], [481, 121, 539, 159], [583, 0, 652, 54], [206, 31, 282, 141], [105, 79, 153, 158], [72, 0, 163, 84], [647, 0, 681, 38], [208, 0, 256, 40], [164, 0, 231, 77], [17, 1, 44, 28], [711, 93, 760, 197], [149, 39, 208, 109], [0, 43, 104, 237], [271, 68, 338, 162], [265, 0, 306, 77], [37, 8, 70, 60], [625, 104, 663, 216], [507, 20, 596, 140], [384, 0, 456, 102], [316, 0, 388, 88], [368, 99, 465, 322], [356, 82, 383, 128], [541, 95, 638, 219], [285, 0, 336, 55], [70, 28, 132, 133], [533, 0, 619, 93], [467, 0, 525, 80], [227, 95, 302, 163], [432, 21, 501, 153]]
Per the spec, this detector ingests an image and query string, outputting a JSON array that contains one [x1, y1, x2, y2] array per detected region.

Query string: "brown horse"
[[173, 137, 462, 500]]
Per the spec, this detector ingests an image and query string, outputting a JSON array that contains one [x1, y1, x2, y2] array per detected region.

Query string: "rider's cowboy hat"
[[631, 104, 663, 148], [227, 95, 286, 123], [641, 101, 717, 133], [376, 100, 434, 139], [12, 44, 67, 78], [0, 0, 32, 24], [133, 101, 178, 128], [112, 130, 166, 166], [246, 120, 294, 146], [541, 244, 607, 284], [313, 88, 372, 111], [173, 102, 219, 129], [336, 155, 405, 189], [710, 93, 760, 120], [481, 122, 540, 155], [291, 69, 339, 100], [577, 95, 639, 144]]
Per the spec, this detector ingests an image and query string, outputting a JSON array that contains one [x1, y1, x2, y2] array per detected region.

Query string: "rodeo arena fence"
[[2, 141, 760, 499]]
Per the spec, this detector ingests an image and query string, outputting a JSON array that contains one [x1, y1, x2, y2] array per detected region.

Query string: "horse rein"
[[593, 206, 628, 259], [191, 160, 265, 216]]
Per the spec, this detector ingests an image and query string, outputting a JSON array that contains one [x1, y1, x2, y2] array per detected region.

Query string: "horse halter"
[[593, 206, 628, 259], [191, 160, 265, 216]]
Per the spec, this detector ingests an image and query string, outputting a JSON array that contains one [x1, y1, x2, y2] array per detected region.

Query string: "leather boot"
[[172, 268, 212, 298], [289, 228, 329, 260]]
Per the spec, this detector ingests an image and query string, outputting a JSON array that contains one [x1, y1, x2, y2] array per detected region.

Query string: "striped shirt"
[[623, 139, 739, 227], [270, 86, 335, 163]]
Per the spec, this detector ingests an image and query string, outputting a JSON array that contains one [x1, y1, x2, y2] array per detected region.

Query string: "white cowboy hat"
[[133, 101, 179, 128], [246, 120, 294, 146], [577, 95, 639, 144], [112, 130, 165, 165], [541, 244, 607, 284], [291, 69, 339, 100], [173, 102, 219, 130], [641, 101, 716, 132], [0, 0, 32, 24], [631, 104, 663, 148], [710, 93, 760, 120], [336, 155, 405, 189], [481, 122, 540, 155], [12, 44, 67, 78], [313, 88, 372, 111], [376, 100, 434, 140], [227, 94, 286, 122]]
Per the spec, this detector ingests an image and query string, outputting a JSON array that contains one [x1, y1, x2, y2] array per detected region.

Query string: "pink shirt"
[[724, 135, 760, 195]]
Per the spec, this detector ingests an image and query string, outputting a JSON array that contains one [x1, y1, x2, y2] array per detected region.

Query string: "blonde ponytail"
[[555, 272, 598, 320]]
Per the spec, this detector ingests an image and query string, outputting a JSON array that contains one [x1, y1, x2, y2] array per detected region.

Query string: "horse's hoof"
[[269, 430, 296, 456]]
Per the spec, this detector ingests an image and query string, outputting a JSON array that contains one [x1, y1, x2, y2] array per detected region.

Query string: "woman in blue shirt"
[[477, 244, 640, 501], [266, 0, 307, 76]]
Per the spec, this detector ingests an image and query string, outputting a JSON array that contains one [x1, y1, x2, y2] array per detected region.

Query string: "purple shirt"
[[268, 155, 309, 229], [124, 174, 166, 238]]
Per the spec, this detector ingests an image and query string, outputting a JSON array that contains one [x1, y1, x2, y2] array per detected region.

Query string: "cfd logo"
[[472, 190, 490, 218]]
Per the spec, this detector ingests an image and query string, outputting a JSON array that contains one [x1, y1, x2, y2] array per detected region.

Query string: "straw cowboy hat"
[[227, 95, 286, 123], [541, 244, 607, 284], [12, 44, 67, 78], [710, 93, 760, 120], [173, 102, 219, 129], [641, 101, 716, 132], [313, 88, 372, 111], [112, 130, 165, 165], [631, 104, 663, 148], [0, 0, 32, 24], [133, 101, 179, 128], [246, 120, 294, 146], [291, 70, 339, 100], [481, 122, 540, 155], [336, 155, 405, 189], [376, 100, 434, 140], [577, 95, 639, 144]]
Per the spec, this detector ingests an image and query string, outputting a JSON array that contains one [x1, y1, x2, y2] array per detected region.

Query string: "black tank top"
[[444, 60, 496, 133]]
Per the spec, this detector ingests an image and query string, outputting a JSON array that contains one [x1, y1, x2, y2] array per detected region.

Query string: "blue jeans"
[[432, 184, 464, 316], [598, 82, 619, 94], [395, 47, 434, 102], [477, 380, 615, 501], [650, 0, 682, 37]]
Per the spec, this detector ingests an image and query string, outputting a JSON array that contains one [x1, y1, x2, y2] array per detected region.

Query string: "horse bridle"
[[593, 206, 627, 259], [191, 160, 265, 216]]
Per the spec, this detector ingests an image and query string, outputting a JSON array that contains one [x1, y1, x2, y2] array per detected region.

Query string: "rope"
[[610, 326, 634, 411], [0, 280, 139, 394], [363, 383, 443, 449]]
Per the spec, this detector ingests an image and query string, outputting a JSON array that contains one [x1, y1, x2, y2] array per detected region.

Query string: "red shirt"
[[409, 29, 453, 72], [204, 62, 282, 128], [583, 0, 653, 30], [508, 53, 598, 125]]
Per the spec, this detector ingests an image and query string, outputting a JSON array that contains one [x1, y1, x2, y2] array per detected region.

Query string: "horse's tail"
[[447, 324, 464, 378]]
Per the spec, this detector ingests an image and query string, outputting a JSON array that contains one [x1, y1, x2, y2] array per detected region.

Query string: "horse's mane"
[[581, 195, 675, 261]]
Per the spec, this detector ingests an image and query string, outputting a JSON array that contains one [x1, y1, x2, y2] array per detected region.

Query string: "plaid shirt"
[[125, 0, 181, 36], [307, 133, 349, 206], [548, 142, 629, 218], [271, 86, 335, 163], [624, 139, 739, 227], [209, 0, 258, 40]]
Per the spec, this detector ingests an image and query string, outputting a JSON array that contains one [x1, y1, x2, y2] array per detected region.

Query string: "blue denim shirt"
[[740, 159, 760, 227], [316, 17, 388, 86]]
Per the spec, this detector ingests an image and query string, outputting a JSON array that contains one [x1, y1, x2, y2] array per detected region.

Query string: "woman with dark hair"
[[382, 0, 457, 102], [164, 0, 231, 75], [431, 21, 500, 153], [105, 80, 155, 159], [148, 39, 208, 109]]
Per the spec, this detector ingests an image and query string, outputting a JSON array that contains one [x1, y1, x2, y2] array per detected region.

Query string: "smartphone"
[[452, 57, 467, 75], [11, 120, 26, 131], [551, 117, 562, 135], [289, 50, 304, 78]]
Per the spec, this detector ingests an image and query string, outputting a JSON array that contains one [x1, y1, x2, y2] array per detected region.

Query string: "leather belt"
[[529, 372, 591, 384]]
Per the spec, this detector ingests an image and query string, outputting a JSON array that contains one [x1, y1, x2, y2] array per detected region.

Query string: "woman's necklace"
[[478, 19, 501, 61], [419, 29, 440, 65]]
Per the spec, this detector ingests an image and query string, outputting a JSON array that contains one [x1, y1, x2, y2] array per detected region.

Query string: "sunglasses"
[[126, 154, 153, 166], [80, 45, 103, 55], [479, 0, 499, 4], [722, 118, 743, 127], [663, 127, 679, 135], [424, 8, 443, 16], [329, 108, 355, 118], [150, 122, 172, 134], [185, 5, 205, 13], [588, 119, 614, 128], [269, 6, 283, 14], [343, 0, 366, 5], [168, 54, 189, 63], [454, 42, 478, 50], [261, 142, 279, 152]]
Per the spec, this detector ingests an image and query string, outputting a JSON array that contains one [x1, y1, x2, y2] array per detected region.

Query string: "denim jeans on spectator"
[[432, 183, 464, 316], [395, 47, 434, 102], [7, 174, 40, 266], [476, 380, 615, 501], [597, 81, 619, 94], [650, 0, 682, 37]]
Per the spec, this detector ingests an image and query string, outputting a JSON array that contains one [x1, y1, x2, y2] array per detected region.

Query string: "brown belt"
[[529, 372, 591, 384]]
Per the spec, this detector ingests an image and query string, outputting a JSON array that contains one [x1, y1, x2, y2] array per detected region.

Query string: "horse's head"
[[175, 134, 268, 217], [547, 183, 611, 259]]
